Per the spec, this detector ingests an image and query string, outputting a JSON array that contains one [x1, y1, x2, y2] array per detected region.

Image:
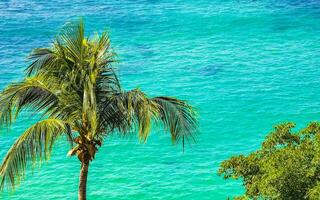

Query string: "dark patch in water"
[[199, 65, 221, 76], [136, 44, 155, 57], [272, 23, 296, 32], [266, 0, 320, 9], [119, 66, 139, 76], [161, 161, 176, 165]]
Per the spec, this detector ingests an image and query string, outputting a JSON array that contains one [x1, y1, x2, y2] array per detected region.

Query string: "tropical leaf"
[[26, 48, 57, 76], [99, 89, 158, 141], [0, 77, 58, 125], [0, 119, 71, 190], [152, 97, 198, 148], [0, 76, 82, 125]]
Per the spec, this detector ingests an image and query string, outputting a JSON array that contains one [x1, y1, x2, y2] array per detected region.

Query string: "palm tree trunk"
[[78, 161, 89, 200]]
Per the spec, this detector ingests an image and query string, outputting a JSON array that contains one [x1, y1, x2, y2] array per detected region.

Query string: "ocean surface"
[[0, 0, 320, 199]]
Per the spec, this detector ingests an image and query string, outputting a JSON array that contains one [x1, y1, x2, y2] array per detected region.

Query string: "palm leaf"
[[0, 77, 58, 125], [26, 48, 56, 76], [0, 76, 82, 126], [0, 119, 71, 190], [99, 89, 158, 141], [151, 97, 198, 148]]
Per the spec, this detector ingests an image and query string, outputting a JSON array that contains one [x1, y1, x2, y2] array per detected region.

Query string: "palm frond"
[[0, 119, 71, 190], [96, 67, 121, 104], [151, 97, 198, 148], [99, 89, 158, 142], [0, 77, 58, 125], [26, 48, 58, 76], [93, 31, 117, 69], [58, 19, 85, 66], [0, 76, 82, 125]]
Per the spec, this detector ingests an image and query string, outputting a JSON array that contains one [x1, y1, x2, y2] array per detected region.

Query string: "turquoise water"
[[0, 0, 320, 199]]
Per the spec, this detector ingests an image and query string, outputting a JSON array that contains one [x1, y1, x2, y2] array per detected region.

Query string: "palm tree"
[[0, 20, 197, 200]]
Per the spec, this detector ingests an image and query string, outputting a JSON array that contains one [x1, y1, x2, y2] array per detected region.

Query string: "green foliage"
[[219, 122, 320, 200], [0, 19, 198, 190], [0, 119, 71, 189]]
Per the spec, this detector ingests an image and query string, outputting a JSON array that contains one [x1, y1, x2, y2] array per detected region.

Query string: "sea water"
[[0, 0, 320, 199]]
